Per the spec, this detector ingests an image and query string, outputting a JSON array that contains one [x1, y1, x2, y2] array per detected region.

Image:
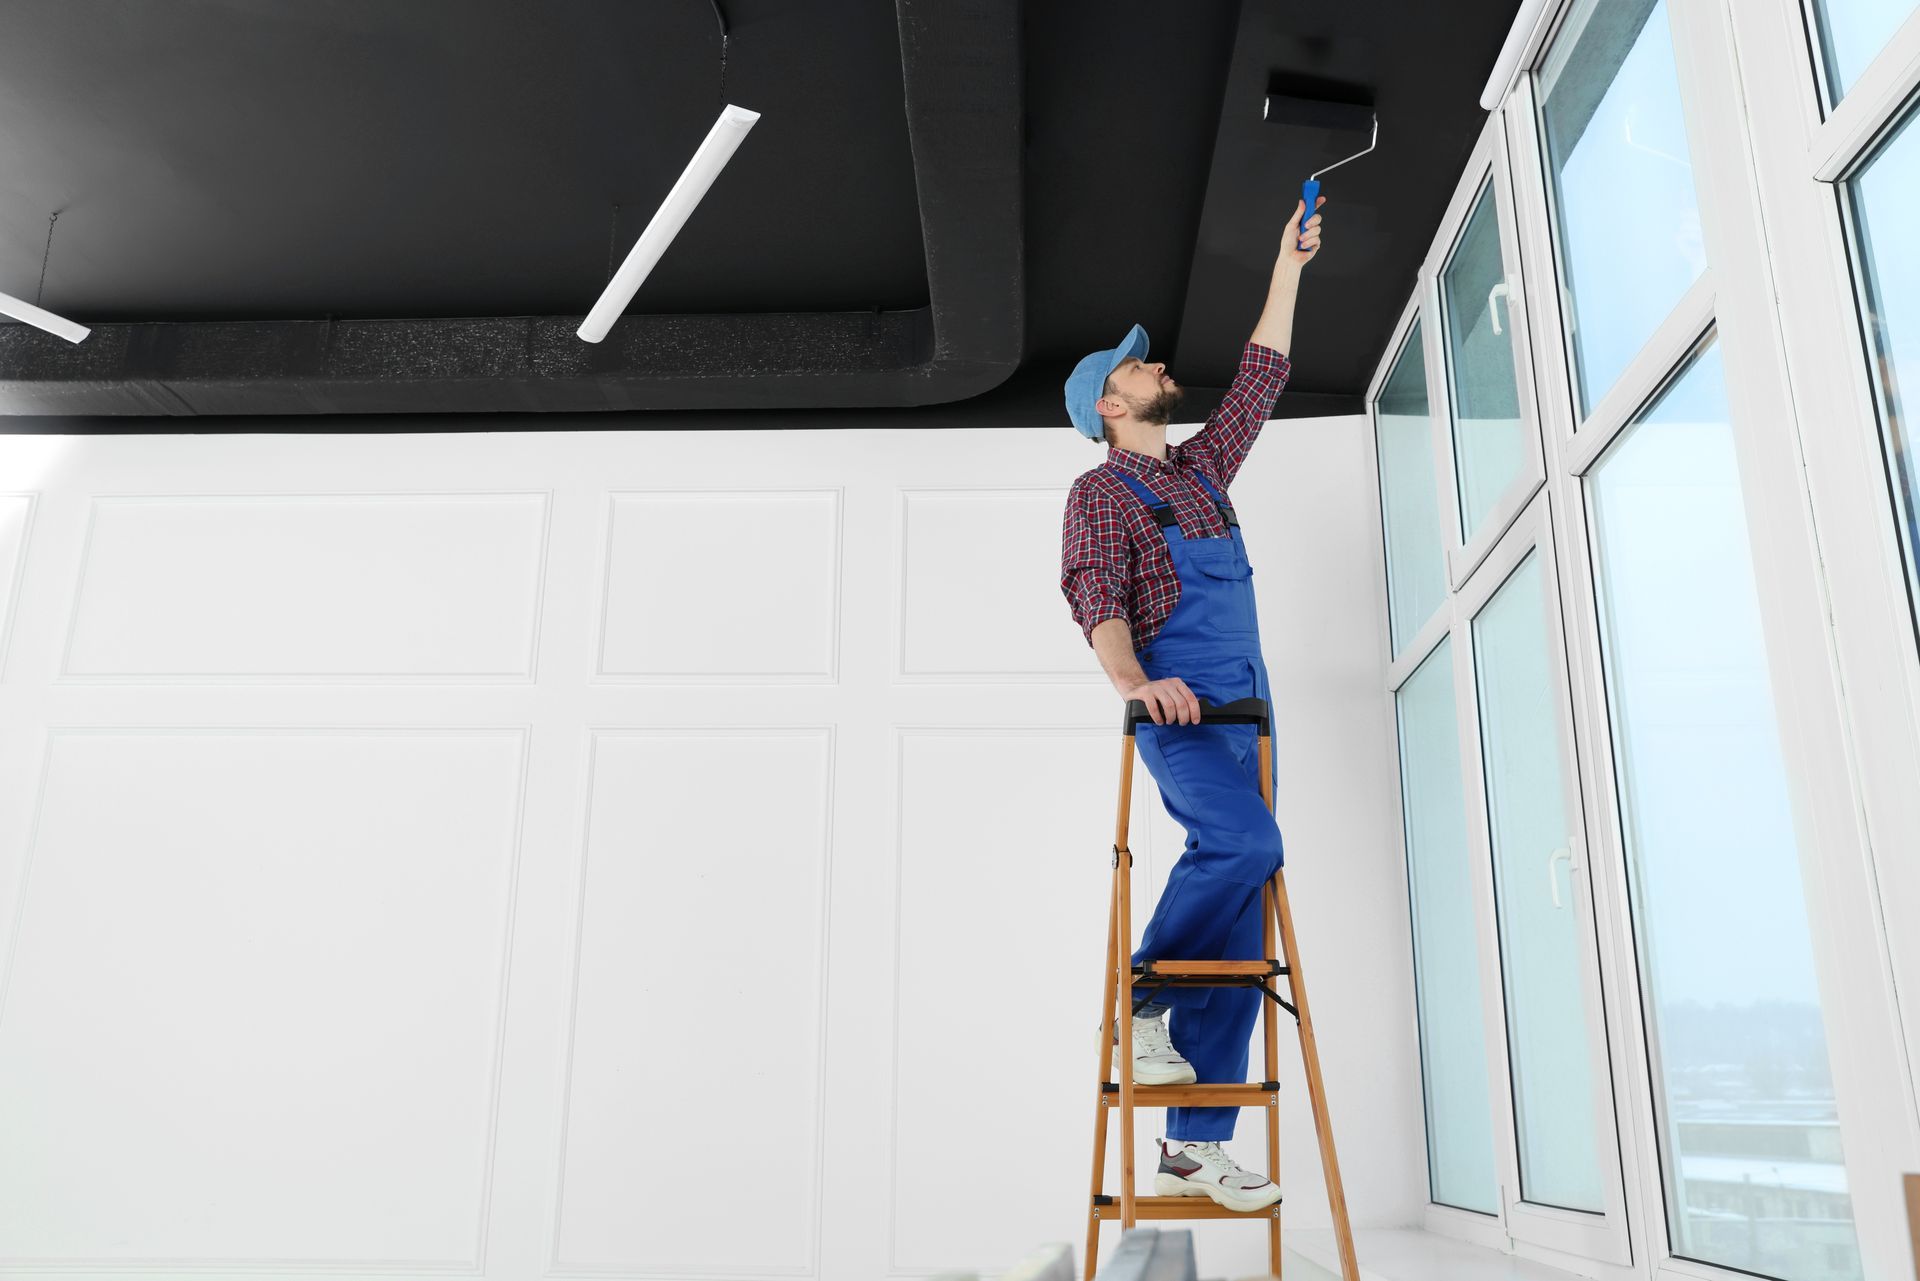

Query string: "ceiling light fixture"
[[0, 288, 90, 344], [577, 103, 760, 343]]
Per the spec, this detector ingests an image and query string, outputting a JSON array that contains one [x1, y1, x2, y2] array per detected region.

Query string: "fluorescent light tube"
[[0, 288, 90, 343], [578, 103, 761, 343]]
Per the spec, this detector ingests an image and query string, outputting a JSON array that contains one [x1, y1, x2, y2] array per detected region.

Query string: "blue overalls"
[[1111, 466, 1284, 1142]]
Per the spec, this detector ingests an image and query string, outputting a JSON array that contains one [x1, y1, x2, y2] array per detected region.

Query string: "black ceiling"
[[0, 0, 1515, 427], [0, 1, 930, 319]]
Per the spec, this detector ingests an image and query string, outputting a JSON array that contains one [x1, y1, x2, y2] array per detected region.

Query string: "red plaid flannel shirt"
[[1060, 342, 1291, 650]]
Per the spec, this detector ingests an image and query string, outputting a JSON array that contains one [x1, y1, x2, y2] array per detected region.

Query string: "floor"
[[1276, 1228, 1592, 1281]]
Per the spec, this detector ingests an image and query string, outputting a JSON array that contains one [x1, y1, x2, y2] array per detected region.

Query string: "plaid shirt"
[[1060, 342, 1291, 649]]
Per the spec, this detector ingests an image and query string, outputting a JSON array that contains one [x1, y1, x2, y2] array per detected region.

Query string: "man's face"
[[1100, 355, 1184, 427]]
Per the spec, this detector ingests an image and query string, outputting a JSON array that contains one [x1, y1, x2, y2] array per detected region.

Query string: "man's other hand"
[[1124, 677, 1204, 725]]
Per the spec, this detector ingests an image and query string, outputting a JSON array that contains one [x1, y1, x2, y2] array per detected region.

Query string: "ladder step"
[[1134, 960, 1285, 977], [1090, 1195, 1283, 1220], [1102, 1081, 1279, 1107]]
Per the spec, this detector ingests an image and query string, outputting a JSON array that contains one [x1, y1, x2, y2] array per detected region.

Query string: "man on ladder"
[[1058, 195, 1323, 1215]]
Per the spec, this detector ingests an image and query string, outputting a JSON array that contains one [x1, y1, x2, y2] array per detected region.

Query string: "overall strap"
[[1109, 470, 1182, 532], [1187, 467, 1241, 529], [1108, 466, 1238, 534]]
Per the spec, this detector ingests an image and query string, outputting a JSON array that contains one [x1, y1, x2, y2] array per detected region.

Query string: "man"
[[1058, 195, 1323, 1213]]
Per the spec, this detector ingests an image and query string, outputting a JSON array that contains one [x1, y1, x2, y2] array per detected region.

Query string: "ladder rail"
[[1087, 810, 1121, 1275], [1272, 867, 1360, 1279], [1116, 738, 1139, 1233], [1087, 703, 1359, 1280], [1260, 732, 1283, 1269]]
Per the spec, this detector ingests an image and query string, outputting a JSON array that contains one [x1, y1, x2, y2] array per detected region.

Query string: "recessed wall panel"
[[0, 728, 525, 1266], [890, 728, 1114, 1270], [598, 491, 839, 680], [899, 490, 1088, 678], [62, 494, 549, 680], [553, 729, 831, 1274]]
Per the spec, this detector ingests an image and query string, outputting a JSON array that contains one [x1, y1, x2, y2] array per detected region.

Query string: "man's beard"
[[1130, 384, 1185, 426]]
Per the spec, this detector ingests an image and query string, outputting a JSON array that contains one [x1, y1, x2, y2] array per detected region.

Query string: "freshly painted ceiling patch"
[[578, 103, 761, 343], [0, 288, 89, 343]]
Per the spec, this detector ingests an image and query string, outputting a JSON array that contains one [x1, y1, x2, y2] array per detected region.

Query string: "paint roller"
[[1264, 77, 1378, 252]]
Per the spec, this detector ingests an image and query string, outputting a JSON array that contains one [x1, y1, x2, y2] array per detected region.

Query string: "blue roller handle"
[[1299, 179, 1321, 251]]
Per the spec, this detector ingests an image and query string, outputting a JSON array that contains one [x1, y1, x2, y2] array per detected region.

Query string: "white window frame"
[[1421, 112, 1552, 592], [1375, 291, 1455, 678], [1648, 1, 1915, 1275], [1525, 0, 1913, 1275], [1454, 488, 1635, 1265], [1370, 110, 1634, 1273], [1387, 619, 1513, 1237], [1368, 318, 1510, 1246], [1725, 12, 1920, 1266], [1373, 0, 1920, 1274]]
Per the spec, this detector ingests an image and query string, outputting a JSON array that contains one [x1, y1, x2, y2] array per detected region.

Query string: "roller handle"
[[1298, 179, 1321, 252], [1124, 696, 1271, 737]]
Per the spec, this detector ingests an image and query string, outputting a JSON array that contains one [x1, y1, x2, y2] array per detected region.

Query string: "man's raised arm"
[[1253, 193, 1319, 354], [1182, 198, 1318, 488]]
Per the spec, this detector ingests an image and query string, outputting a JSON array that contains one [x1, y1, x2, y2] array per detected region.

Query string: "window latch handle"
[[1548, 845, 1575, 909]]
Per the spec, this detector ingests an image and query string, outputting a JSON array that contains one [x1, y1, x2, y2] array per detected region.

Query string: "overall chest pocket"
[[1184, 542, 1258, 634]]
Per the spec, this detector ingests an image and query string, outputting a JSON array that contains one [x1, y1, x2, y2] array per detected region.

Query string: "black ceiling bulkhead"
[[0, 0, 1516, 426], [0, 0, 1020, 416]]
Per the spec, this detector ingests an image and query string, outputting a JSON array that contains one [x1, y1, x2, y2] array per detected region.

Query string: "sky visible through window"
[[1590, 340, 1860, 1281], [1539, 0, 1704, 423], [1531, 3, 1876, 1274], [1810, 0, 1920, 104]]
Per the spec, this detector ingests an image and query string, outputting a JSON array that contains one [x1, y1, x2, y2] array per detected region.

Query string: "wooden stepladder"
[[1085, 696, 1359, 1280]]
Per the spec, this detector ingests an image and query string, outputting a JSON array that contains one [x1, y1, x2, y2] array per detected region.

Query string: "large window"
[[1441, 184, 1528, 548], [1380, 0, 1920, 1273], [1395, 638, 1500, 1215], [1472, 549, 1605, 1213], [1378, 321, 1448, 655], [1536, 0, 1704, 421], [1383, 105, 1630, 1264], [1588, 337, 1860, 1280]]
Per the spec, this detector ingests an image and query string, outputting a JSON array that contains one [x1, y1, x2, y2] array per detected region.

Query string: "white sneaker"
[[1119, 1012, 1196, 1086], [1152, 1138, 1282, 1212]]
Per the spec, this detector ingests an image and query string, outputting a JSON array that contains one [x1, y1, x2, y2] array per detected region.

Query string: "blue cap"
[[1064, 323, 1150, 439]]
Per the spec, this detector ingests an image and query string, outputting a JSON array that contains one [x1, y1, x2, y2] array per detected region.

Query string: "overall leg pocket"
[[1154, 729, 1281, 887]]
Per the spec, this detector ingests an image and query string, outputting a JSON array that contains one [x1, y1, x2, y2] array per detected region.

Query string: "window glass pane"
[[1379, 320, 1449, 654], [1843, 104, 1920, 661], [1537, 0, 1705, 420], [1472, 551, 1606, 1212], [1395, 638, 1500, 1214], [1588, 338, 1862, 1280], [1809, 0, 1919, 105], [1442, 183, 1527, 544]]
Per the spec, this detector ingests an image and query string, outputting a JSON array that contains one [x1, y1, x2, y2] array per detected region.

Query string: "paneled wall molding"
[[0, 417, 1412, 1281]]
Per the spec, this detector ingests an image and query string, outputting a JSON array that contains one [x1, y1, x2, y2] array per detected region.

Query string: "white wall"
[[0, 413, 1423, 1281]]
